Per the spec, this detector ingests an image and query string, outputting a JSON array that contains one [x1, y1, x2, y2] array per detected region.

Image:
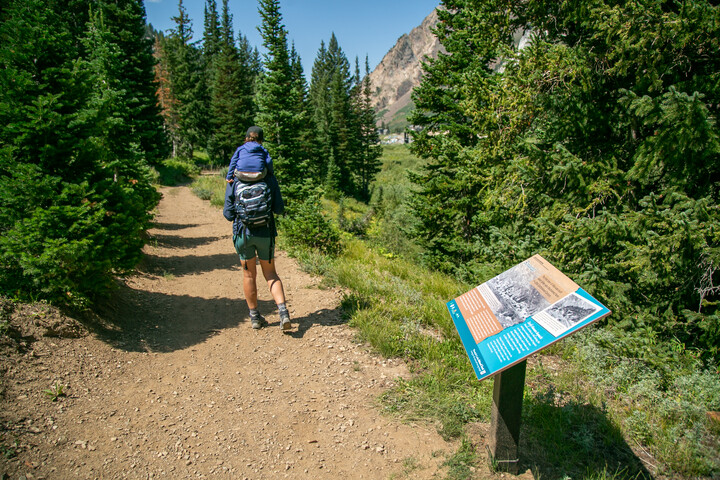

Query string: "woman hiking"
[[222, 126, 291, 331]]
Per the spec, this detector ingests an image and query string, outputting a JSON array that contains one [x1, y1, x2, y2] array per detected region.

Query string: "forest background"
[[1, 0, 719, 478]]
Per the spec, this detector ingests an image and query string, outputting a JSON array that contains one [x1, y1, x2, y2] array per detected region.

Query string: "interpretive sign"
[[447, 255, 611, 381]]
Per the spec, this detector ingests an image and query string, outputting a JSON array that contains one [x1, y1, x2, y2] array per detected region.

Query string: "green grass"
[[191, 174, 226, 207], [366, 144, 426, 260], [154, 157, 201, 186], [442, 438, 478, 480], [372, 143, 425, 187]]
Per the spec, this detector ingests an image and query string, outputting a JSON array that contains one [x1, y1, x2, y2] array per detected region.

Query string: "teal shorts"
[[233, 234, 274, 261]]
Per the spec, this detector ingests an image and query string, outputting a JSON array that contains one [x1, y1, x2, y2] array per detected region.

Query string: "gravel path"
[[0, 185, 456, 479]]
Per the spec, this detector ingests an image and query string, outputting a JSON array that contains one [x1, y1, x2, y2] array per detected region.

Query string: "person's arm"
[[266, 174, 284, 215], [226, 148, 240, 181], [222, 183, 236, 221], [263, 146, 274, 176]]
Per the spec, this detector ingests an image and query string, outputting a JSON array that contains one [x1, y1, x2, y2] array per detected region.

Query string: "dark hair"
[[245, 125, 263, 143]]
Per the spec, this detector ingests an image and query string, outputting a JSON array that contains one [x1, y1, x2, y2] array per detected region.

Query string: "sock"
[[277, 303, 288, 316], [249, 308, 260, 318]]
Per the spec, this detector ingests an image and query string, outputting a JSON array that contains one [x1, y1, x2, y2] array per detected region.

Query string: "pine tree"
[[98, 0, 169, 165], [0, 0, 159, 305], [308, 33, 359, 196], [409, 0, 720, 361], [288, 42, 315, 182], [153, 31, 181, 151], [206, 0, 255, 164], [308, 40, 332, 178], [202, 0, 221, 65], [254, 0, 302, 191], [408, 0, 524, 271], [163, 0, 206, 157], [201, 0, 221, 107], [325, 149, 341, 199], [351, 56, 382, 201]]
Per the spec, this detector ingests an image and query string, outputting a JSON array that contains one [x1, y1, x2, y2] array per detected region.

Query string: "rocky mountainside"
[[368, 7, 442, 130]]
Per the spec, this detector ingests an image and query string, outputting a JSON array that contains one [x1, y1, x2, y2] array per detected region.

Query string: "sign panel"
[[447, 255, 611, 381]]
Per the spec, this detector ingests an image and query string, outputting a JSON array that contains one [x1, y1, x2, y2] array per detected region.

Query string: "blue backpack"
[[234, 180, 272, 229]]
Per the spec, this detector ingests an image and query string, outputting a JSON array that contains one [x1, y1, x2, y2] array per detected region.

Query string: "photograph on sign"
[[447, 255, 610, 381]]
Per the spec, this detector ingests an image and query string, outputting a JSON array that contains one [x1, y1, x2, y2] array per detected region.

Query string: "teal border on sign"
[[448, 288, 610, 381]]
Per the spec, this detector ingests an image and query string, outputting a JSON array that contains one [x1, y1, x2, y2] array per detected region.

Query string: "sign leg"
[[488, 360, 526, 473]]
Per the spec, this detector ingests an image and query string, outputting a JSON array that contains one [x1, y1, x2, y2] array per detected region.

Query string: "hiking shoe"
[[250, 313, 267, 330], [279, 312, 291, 331]]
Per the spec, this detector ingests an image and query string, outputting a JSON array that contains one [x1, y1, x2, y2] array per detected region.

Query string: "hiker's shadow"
[[90, 286, 277, 353], [140, 252, 239, 277], [148, 233, 223, 250], [287, 307, 346, 338]]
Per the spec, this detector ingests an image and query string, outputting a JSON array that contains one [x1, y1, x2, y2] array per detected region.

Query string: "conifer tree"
[[351, 56, 382, 201], [254, 0, 303, 191], [153, 31, 181, 150], [288, 43, 315, 181], [164, 0, 206, 157], [308, 33, 359, 196], [409, 0, 720, 360], [203, 0, 255, 165], [328, 63, 355, 192], [325, 149, 341, 198], [0, 0, 159, 305], [202, 0, 221, 66], [308, 40, 332, 178], [98, 0, 169, 165], [201, 0, 221, 108]]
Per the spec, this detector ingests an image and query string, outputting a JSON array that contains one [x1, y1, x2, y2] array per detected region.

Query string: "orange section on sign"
[[456, 288, 503, 343]]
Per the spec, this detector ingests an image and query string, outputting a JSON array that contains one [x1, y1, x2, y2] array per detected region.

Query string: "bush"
[[191, 175, 225, 207], [336, 198, 374, 237], [0, 168, 159, 307], [279, 194, 343, 256], [156, 157, 201, 186]]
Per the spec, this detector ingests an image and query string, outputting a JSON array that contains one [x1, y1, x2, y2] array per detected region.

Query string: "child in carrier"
[[225, 126, 274, 184]]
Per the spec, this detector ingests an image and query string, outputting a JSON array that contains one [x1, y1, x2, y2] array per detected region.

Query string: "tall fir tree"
[[0, 0, 159, 305], [201, 0, 221, 102], [308, 33, 359, 196], [254, 0, 304, 193], [308, 40, 331, 178], [409, 0, 720, 361], [288, 42, 315, 183], [202, 0, 221, 65], [206, 0, 255, 164], [98, 0, 169, 165], [351, 56, 381, 201], [153, 31, 181, 150], [163, 0, 206, 157]]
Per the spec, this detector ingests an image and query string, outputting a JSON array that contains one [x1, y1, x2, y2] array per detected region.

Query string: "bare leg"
[[259, 259, 286, 305], [259, 259, 291, 330], [241, 259, 259, 309]]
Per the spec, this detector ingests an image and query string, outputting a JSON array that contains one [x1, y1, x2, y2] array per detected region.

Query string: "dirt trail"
[[0, 186, 457, 479]]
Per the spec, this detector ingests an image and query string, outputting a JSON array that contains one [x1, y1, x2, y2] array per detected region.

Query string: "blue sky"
[[145, 0, 440, 76]]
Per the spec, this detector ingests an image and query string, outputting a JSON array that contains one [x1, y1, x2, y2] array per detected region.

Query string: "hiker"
[[225, 126, 274, 184], [222, 126, 291, 331]]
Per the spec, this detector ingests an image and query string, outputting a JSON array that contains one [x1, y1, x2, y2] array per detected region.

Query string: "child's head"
[[245, 125, 264, 144]]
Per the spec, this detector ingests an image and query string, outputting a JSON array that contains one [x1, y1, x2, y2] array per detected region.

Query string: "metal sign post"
[[488, 360, 526, 474]]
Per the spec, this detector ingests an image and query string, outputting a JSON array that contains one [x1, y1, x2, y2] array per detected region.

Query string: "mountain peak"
[[368, 8, 442, 131]]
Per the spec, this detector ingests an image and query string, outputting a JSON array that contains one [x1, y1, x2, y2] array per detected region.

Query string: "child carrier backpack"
[[234, 180, 273, 228]]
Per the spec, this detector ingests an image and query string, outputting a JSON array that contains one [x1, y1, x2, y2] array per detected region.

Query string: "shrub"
[[191, 175, 225, 207], [156, 157, 201, 186], [279, 194, 343, 256]]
